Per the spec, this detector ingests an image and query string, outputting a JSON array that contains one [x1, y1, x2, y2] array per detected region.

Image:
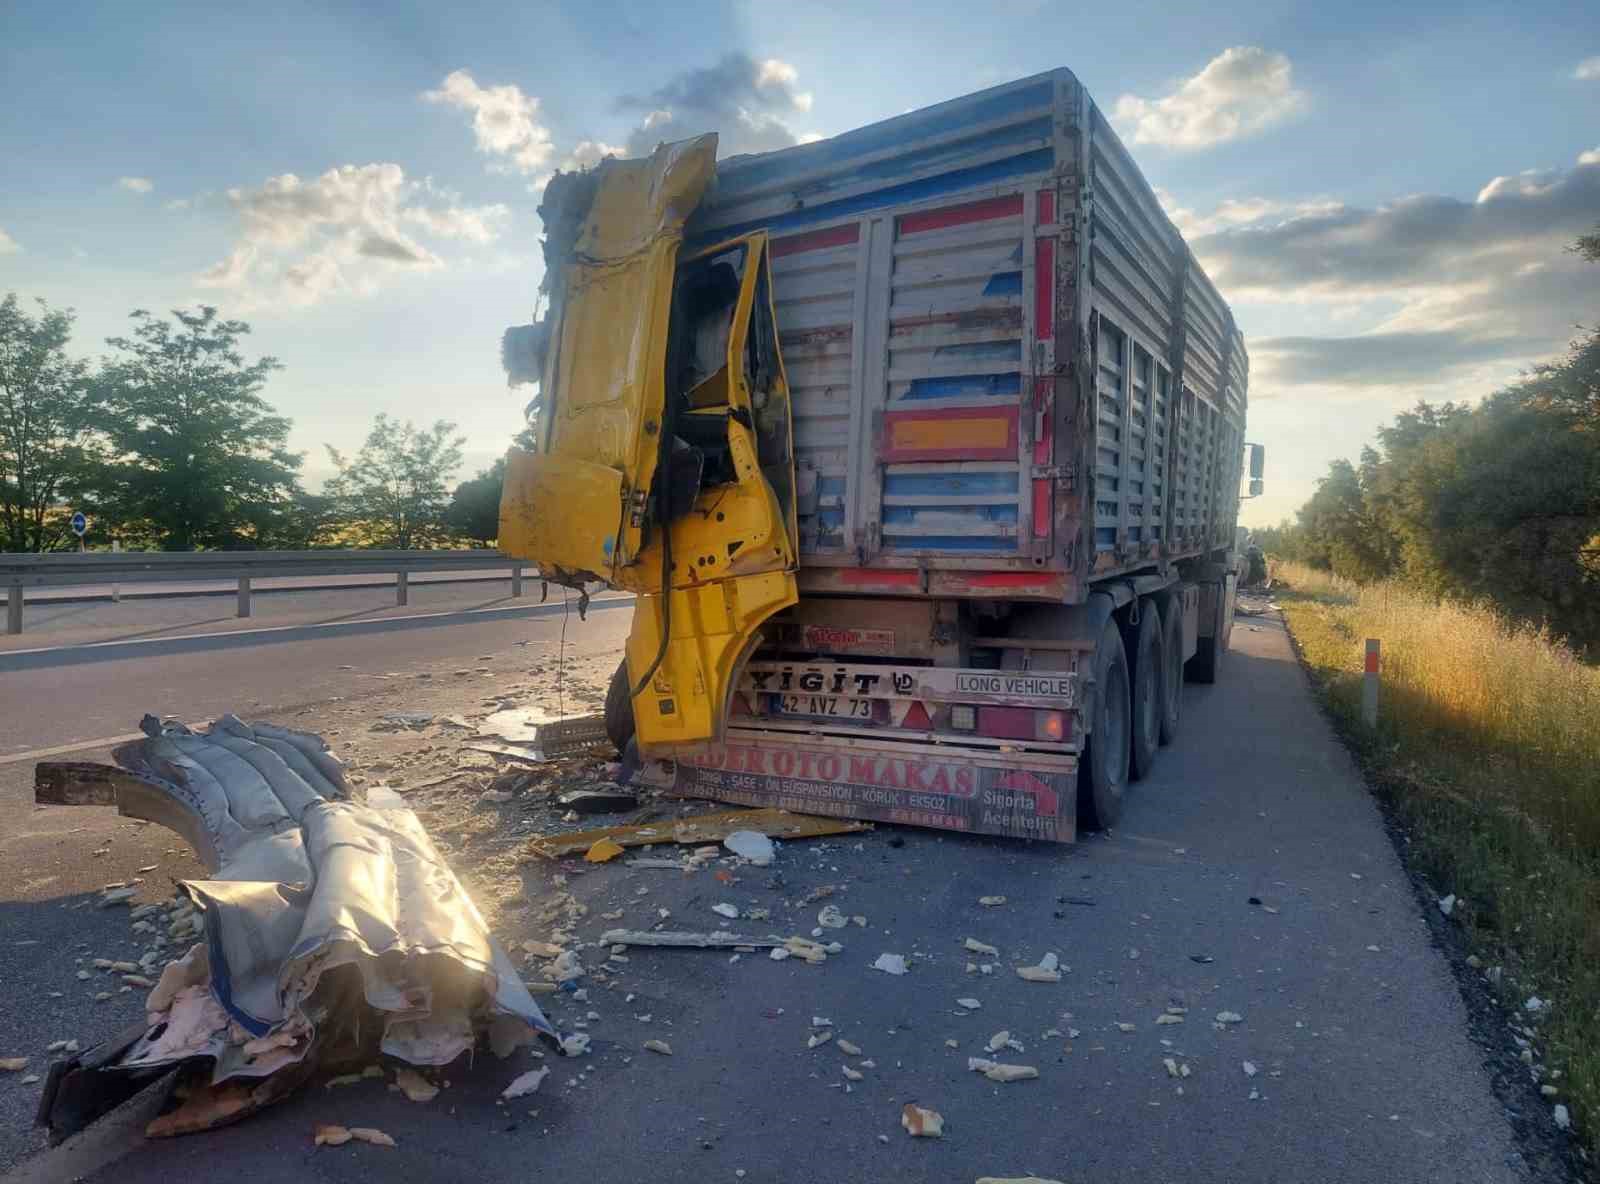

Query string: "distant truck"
[[501, 67, 1263, 842]]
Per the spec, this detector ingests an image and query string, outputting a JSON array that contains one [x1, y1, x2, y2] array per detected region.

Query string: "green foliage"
[[445, 457, 506, 544], [0, 293, 101, 551], [327, 414, 466, 548], [1272, 329, 1600, 652], [96, 307, 301, 550]]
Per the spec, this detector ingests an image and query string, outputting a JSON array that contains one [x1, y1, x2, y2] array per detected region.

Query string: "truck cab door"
[[624, 232, 800, 754]]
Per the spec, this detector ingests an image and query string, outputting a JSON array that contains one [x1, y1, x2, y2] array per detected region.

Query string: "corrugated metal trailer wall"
[[691, 68, 1247, 599]]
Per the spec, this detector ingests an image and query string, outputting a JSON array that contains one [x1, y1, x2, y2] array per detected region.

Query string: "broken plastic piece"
[[643, 1040, 673, 1056], [528, 808, 867, 859], [585, 837, 626, 863], [978, 896, 1006, 907], [394, 1067, 439, 1103], [967, 1057, 1038, 1083], [871, 953, 909, 976], [964, 938, 998, 957], [502, 1067, 551, 1099], [723, 830, 775, 865], [901, 1103, 944, 1137]]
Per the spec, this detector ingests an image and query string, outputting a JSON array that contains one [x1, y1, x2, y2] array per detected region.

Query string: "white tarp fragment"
[[55, 715, 556, 1129]]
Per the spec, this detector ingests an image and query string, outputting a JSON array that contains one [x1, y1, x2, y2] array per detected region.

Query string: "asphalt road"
[[0, 597, 1560, 1182]]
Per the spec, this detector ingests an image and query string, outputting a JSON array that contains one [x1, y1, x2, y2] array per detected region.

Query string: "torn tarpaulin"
[[35, 715, 556, 1140]]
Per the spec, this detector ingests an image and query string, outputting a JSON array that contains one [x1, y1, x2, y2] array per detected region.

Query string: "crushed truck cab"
[[500, 133, 800, 753]]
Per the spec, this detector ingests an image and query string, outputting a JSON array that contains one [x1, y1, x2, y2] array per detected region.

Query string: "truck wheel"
[[1158, 596, 1183, 745], [604, 659, 636, 754], [1079, 618, 1130, 830], [1187, 590, 1220, 684], [1128, 607, 1161, 781]]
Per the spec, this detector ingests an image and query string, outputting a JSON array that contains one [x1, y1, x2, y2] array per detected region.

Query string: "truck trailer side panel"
[[690, 67, 1248, 597]]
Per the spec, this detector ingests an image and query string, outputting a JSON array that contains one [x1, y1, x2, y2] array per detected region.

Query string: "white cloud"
[[560, 140, 625, 172], [1574, 56, 1600, 81], [117, 176, 154, 194], [1184, 153, 1600, 394], [199, 163, 508, 307], [423, 70, 554, 176], [1155, 186, 1341, 239], [1579, 146, 1600, 166], [0, 227, 20, 254], [1113, 47, 1306, 149], [618, 53, 814, 158], [164, 198, 190, 212]]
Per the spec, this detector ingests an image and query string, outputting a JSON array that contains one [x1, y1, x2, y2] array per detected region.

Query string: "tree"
[[96, 307, 300, 549], [327, 415, 465, 548], [445, 457, 506, 543], [0, 294, 101, 551]]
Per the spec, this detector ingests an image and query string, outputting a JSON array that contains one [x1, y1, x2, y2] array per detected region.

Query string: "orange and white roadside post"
[[1362, 639, 1381, 727]]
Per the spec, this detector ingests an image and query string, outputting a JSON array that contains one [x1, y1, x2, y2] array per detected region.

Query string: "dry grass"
[[1274, 559, 1600, 1151]]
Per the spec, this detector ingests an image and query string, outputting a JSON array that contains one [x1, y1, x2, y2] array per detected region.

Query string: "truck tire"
[[604, 659, 636, 754], [1187, 587, 1220, 684], [1079, 618, 1130, 831], [1128, 607, 1161, 781], [1158, 595, 1183, 745]]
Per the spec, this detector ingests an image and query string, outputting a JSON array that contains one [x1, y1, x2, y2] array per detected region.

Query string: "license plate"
[[768, 694, 885, 722]]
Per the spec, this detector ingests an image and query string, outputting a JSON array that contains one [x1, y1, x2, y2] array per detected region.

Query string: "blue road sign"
[[70, 511, 87, 537]]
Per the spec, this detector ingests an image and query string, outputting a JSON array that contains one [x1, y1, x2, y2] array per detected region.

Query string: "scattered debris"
[[968, 1058, 1037, 1083], [1554, 1104, 1571, 1131], [528, 808, 867, 859], [1438, 894, 1456, 917], [501, 1067, 551, 1099], [643, 1040, 673, 1056], [986, 1031, 1023, 1053], [558, 788, 640, 815], [602, 929, 784, 950], [808, 1032, 833, 1049], [394, 1068, 439, 1103], [1015, 953, 1061, 983], [817, 904, 848, 929], [1524, 996, 1546, 1014], [964, 938, 999, 957], [975, 1176, 1065, 1183], [314, 1124, 353, 1146], [1155, 1014, 1183, 1026], [1190, 954, 1215, 965], [1242, 1061, 1258, 1078], [978, 896, 1006, 907], [842, 1065, 863, 1082], [374, 712, 434, 731], [901, 1104, 944, 1137], [0, 1058, 27, 1072], [98, 887, 137, 907], [957, 998, 982, 1011], [584, 837, 626, 863], [872, 953, 909, 975], [711, 903, 741, 919], [560, 1034, 592, 1058], [1163, 1058, 1180, 1078], [723, 830, 775, 866], [837, 1039, 863, 1056], [349, 1127, 396, 1148], [1115, 1023, 1136, 1034], [1215, 1011, 1244, 1026]]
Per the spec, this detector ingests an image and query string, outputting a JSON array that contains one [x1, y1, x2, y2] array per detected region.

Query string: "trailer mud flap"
[[672, 737, 1077, 842]]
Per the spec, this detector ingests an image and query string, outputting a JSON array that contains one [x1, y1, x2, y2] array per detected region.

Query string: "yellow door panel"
[[499, 133, 717, 585]]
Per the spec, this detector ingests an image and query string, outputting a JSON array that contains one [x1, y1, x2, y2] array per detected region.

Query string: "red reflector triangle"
[[901, 700, 933, 730], [731, 693, 752, 717]]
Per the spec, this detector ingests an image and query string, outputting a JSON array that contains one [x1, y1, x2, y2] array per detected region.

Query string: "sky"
[[1, 0, 1597, 526]]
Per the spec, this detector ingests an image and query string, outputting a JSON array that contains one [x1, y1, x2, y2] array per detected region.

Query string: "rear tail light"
[[949, 704, 977, 731], [974, 706, 1072, 743]]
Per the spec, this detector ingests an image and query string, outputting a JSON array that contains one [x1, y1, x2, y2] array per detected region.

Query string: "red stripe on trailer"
[[1033, 237, 1054, 341], [838, 568, 921, 588], [958, 572, 1056, 589], [1036, 190, 1054, 224], [898, 194, 1023, 237], [771, 223, 860, 258], [1031, 377, 1053, 540]]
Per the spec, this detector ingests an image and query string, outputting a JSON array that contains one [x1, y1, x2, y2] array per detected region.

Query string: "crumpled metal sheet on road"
[[38, 714, 554, 1139]]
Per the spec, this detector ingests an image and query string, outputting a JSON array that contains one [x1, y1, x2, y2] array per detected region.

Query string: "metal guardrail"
[[1, 550, 529, 634]]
